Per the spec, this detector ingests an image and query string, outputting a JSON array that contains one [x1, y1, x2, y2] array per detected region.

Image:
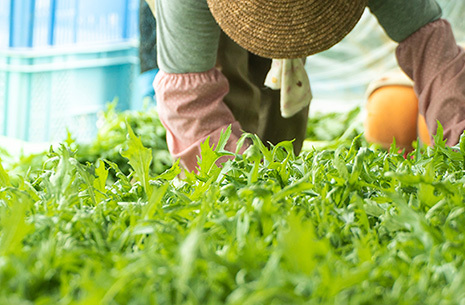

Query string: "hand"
[[367, 0, 442, 42]]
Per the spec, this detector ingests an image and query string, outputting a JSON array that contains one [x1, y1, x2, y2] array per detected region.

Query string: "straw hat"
[[206, 0, 368, 59]]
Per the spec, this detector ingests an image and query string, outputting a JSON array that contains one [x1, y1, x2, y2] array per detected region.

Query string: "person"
[[150, 0, 465, 171], [135, 0, 159, 108], [362, 0, 465, 152]]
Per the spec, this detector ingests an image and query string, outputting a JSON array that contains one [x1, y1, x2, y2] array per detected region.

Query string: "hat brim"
[[207, 0, 368, 59]]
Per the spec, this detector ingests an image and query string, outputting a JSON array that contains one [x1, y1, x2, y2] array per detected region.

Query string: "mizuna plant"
[[0, 120, 465, 304]]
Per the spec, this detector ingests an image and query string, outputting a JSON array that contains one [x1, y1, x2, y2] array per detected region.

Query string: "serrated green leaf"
[[0, 191, 33, 255], [0, 160, 11, 187], [121, 123, 153, 197], [281, 213, 330, 275], [93, 159, 108, 192]]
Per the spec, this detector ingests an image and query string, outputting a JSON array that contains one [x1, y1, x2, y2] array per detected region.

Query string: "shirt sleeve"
[[155, 0, 221, 73]]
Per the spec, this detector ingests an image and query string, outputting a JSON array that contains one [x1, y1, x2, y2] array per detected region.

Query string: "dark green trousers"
[[217, 33, 309, 154]]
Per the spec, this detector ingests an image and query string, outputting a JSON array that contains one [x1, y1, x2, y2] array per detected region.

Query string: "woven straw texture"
[[207, 0, 368, 59]]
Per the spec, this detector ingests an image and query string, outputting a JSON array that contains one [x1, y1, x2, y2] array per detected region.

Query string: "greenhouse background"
[[0, 0, 464, 144], [307, 0, 465, 113]]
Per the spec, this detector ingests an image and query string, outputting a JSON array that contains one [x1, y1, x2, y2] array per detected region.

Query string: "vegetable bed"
[[1, 107, 465, 304]]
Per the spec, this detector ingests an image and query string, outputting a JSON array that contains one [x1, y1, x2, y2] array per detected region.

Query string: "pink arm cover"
[[154, 68, 245, 172], [396, 19, 465, 146]]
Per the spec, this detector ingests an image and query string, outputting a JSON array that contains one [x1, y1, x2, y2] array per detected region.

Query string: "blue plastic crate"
[[0, 42, 139, 143], [0, 0, 139, 49]]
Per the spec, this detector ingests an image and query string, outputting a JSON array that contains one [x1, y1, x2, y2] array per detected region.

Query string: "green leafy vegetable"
[[1, 110, 465, 304]]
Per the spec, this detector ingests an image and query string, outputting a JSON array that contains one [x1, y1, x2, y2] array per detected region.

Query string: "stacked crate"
[[0, 0, 140, 142]]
